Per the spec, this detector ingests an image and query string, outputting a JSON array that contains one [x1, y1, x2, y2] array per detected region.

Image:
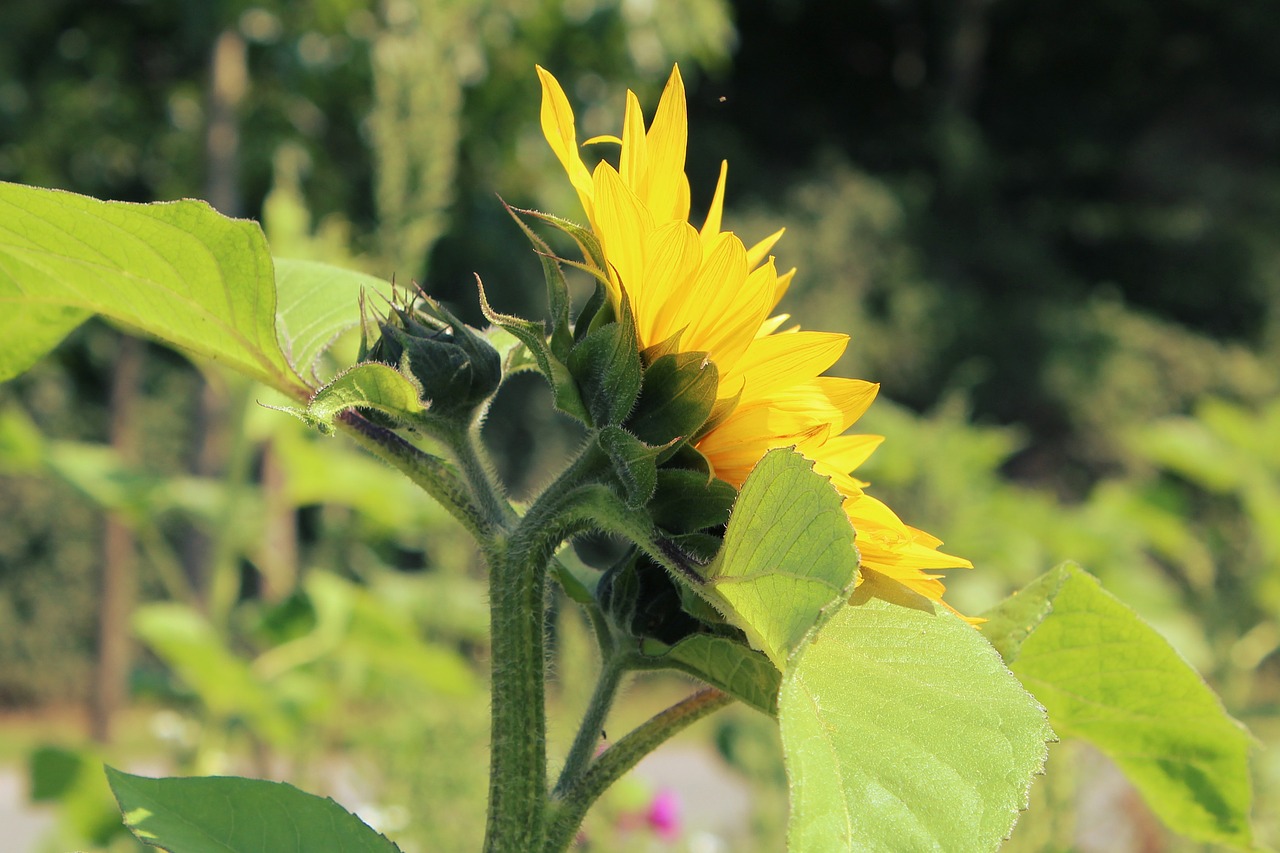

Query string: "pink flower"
[[646, 789, 681, 842]]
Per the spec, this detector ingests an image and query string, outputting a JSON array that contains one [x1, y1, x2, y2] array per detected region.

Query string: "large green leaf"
[[981, 563, 1255, 848], [274, 258, 391, 384], [0, 182, 307, 396], [703, 447, 861, 669], [0, 302, 88, 380], [781, 594, 1052, 852], [106, 768, 402, 853]]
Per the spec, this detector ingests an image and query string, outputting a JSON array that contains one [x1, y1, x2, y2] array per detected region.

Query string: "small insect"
[[718, 95, 727, 103]]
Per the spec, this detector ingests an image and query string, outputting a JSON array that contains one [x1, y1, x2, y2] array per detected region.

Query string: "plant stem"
[[483, 439, 607, 852], [553, 652, 626, 797], [541, 688, 734, 853], [441, 418, 519, 529], [337, 410, 492, 542]]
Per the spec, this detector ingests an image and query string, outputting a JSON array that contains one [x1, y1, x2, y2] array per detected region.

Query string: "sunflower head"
[[535, 64, 974, 619]]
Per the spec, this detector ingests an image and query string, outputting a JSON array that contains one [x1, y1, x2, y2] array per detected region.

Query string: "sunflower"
[[538, 65, 971, 610]]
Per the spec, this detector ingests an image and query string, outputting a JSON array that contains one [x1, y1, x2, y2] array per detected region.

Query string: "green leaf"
[[781, 596, 1052, 852], [106, 768, 402, 853], [279, 362, 427, 435], [981, 563, 1255, 848], [274, 258, 391, 384], [0, 302, 88, 381], [643, 634, 780, 716], [703, 447, 860, 669], [0, 182, 307, 397]]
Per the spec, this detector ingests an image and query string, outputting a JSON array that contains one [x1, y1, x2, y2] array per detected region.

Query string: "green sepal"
[[512, 206, 608, 273], [667, 530, 726, 564], [483, 325, 542, 377], [626, 350, 718, 452], [555, 255, 615, 298], [597, 552, 705, 646], [639, 329, 684, 364], [640, 634, 779, 716], [574, 280, 610, 343], [476, 275, 589, 422], [501, 199, 574, 361], [566, 293, 642, 427], [597, 425, 662, 509], [662, 442, 716, 481], [649, 468, 736, 534], [695, 380, 743, 441]]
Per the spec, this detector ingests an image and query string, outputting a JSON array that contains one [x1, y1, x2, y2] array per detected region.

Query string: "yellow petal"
[[637, 220, 702, 348], [645, 65, 689, 222], [619, 90, 648, 191], [745, 227, 785, 270], [810, 377, 878, 431], [815, 433, 884, 473], [724, 331, 850, 398], [756, 313, 792, 337], [537, 66, 595, 218], [701, 161, 728, 241], [771, 268, 796, 310], [592, 162, 653, 306]]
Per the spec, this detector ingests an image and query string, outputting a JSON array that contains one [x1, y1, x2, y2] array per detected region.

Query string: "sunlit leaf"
[[274, 258, 391, 384], [782, 593, 1051, 852], [703, 447, 860, 669], [0, 182, 306, 396], [0, 302, 87, 381], [982, 563, 1255, 848]]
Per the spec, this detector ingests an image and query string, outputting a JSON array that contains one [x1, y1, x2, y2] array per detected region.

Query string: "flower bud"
[[366, 297, 501, 419]]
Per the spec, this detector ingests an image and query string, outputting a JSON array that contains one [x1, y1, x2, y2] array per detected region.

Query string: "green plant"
[[0, 63, 1257, 851]]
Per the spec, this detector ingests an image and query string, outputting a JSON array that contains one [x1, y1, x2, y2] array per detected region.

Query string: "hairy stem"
[[542, 688, 734, 853], [553, 652, 626, 798], [483, 439, 607, 852], [337, 410, 492, 543], [439, 418, 519, 529]]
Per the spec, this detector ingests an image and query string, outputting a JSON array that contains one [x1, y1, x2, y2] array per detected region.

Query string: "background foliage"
[[1, 0, 1277, 850]]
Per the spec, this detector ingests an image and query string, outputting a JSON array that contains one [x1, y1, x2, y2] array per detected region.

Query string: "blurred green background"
[[1, 0, 1278, 850]]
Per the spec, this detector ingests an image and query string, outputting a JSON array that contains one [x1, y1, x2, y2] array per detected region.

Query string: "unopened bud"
[[367, 296, 501, 419]]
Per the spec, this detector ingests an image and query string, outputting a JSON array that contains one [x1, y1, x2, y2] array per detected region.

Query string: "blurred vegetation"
[[1, 0, 1278, 849]]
